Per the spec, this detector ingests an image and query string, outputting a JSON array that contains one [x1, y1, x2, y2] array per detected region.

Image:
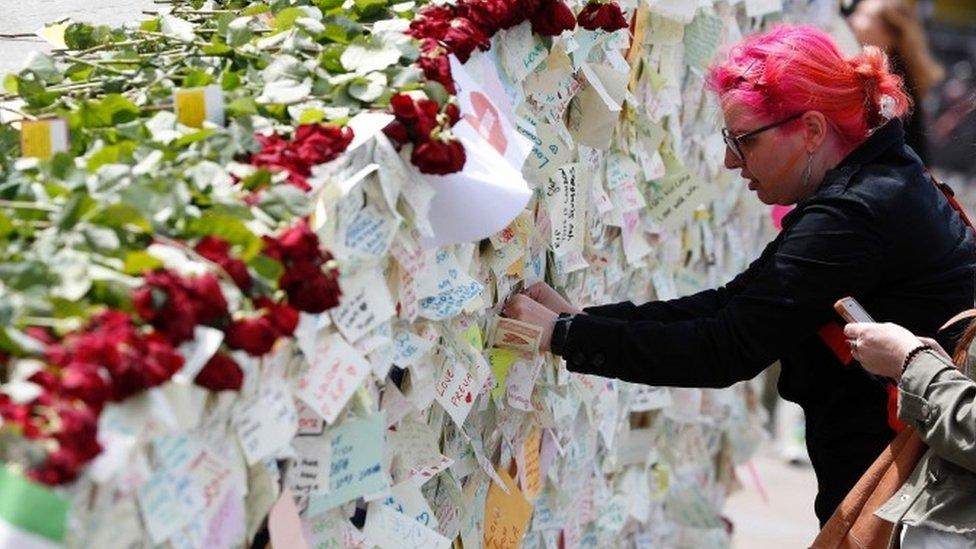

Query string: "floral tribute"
[[0, 0, 629, 486]]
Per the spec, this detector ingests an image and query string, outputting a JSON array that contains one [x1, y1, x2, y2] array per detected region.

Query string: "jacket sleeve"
[[557, 198, 885, 388], [898, 351, 976, 472], [582, 238, 781, 322]]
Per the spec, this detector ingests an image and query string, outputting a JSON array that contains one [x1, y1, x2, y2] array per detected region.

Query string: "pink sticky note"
[[269, 488, 308, 549]]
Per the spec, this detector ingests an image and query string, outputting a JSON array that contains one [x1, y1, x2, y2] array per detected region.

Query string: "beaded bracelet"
[[902, 345, 931, 374]]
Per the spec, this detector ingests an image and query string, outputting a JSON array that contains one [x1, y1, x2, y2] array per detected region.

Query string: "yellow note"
[[21, 120, 52, 158], [461, 324, 482, 351], [488, 348, 518, 400], [483, 468, 533, 549], [175, 88, 207, 128], [521, 427, 542, 499]]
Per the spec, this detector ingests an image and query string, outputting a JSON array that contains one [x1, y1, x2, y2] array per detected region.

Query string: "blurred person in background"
[[847, 0, 946, 164]]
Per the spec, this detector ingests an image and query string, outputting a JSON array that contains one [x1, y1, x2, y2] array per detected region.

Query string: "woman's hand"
[[844, 322, 926, 380], [523, 282, 583, 316], [502, 294, 559, 352]]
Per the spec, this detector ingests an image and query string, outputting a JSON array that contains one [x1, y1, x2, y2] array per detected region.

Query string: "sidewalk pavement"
[[727, 446, 820, 549]]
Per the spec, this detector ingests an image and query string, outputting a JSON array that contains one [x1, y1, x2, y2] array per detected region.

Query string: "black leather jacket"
[[554, 119, 976, 524]]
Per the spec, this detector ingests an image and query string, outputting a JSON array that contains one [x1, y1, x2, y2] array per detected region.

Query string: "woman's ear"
[[801, 111, 828, 153]]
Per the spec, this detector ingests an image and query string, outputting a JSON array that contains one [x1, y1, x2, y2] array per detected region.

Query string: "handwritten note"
[[331, 270, 396, 343], [233, 383, 298, 465], [363, 502, 451, 549], [344, 204, 399, 259], [544, 164, 585, 257], [498, 22, 549, 83], [307, 412, 388, 515], [294, 334, 371, 424], [417, 249, 484, 321], [682, 13, 724, 70], [288, 433, 332, 510], [483, 468, 533, 548]]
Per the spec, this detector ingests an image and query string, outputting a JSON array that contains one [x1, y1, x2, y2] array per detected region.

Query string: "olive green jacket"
[[875, 349, 976, 537]]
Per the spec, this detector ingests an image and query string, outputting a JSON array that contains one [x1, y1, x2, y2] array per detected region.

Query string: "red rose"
[[577, 1, 628, 32], [412, 138, 467, 174], [54, 405, 101, 462], [60, 362, 111, 409], [390, 92, 421, 120], [190, 274, 229, 326], [251, 133, 312, 191], [530, 0, 576, 36], [195, 236, 252, 292], [226, 316, 279, 356], [279, 260, 341, 314], [293, 124, 354, 167], [413, 99, 442, 142], [194, 352, 244, 391], [458, 0, 522, 33], [256, 297, 300, 337], [276, 220, 321, 263], [417, 39, 456, 94], [261, 235, 284, 262], [30, 448, 83, 486], [132, 270, 198, 345], [442, 17, 490, 63], [383, 120, 411, 146], [408, 4, 455, 41]]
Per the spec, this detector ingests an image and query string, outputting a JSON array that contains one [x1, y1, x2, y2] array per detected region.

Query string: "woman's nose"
[[724, 146, 742, 170]]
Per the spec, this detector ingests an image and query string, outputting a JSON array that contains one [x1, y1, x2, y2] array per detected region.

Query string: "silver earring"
[[802, 153, 813, 186]]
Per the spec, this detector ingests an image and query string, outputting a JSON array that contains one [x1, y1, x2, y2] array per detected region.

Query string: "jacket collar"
[[781, 119, 906, 229]]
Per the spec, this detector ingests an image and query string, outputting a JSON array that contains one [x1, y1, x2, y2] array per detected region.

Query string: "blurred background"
[[1, 0, 974, 547]]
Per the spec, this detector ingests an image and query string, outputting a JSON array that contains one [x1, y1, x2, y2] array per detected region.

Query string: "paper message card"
[[483, 468, 533, 548], [20, 118, 69, 159], [233, 383, 298, 465], [295, 334, 371, 424], [363, 502, 451, 549], [331, 270, 396, 343], [544, 163, 585, 257], [307, 412, 388, 515]]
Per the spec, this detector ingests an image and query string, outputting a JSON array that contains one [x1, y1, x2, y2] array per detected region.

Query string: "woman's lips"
[[748, 179, 758, 190]]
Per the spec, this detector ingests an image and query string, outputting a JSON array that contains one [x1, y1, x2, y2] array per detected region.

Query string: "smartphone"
[[834, 296, 875, 324]]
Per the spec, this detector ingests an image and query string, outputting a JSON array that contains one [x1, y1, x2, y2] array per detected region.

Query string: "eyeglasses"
[[721, 112, 804, 163]]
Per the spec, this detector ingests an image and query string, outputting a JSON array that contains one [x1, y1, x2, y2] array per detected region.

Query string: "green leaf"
[[257, 184, 313, 219], [242, 3, 270, 15], [90, 203, 152, 232], [227, 96, 258, 117], [354, 0, 388, 18], [123, 250, 164, 275], [185, 212, 263, 260], [0, 212, 13, 240], [86, 140, 137, 172], [140, 18, 161, 32], [76, 94, 140, 128], [64, 22, 97, 50], [2, 74, 17, 94], [348, 71, 387, 102], [174, 128, 216, 148], [248, 253, 283, 281], [221, 69, 242, 91], [65, 63, 95, 82], [298, 108, 325, 124], [274, 7, 306, 31], [183, 69, 214, 88], [314, 0, 345, 10], [320, 44, 346, 72], [55, 192, 97, 230], [240, 169, 272, 190], [340, 35, 401, 73]]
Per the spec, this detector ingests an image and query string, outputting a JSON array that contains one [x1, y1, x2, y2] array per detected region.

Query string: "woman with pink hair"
[[504, 25, 976, 525]]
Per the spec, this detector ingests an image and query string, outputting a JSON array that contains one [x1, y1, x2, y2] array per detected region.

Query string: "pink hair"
[[706, 25, 912, 151]]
